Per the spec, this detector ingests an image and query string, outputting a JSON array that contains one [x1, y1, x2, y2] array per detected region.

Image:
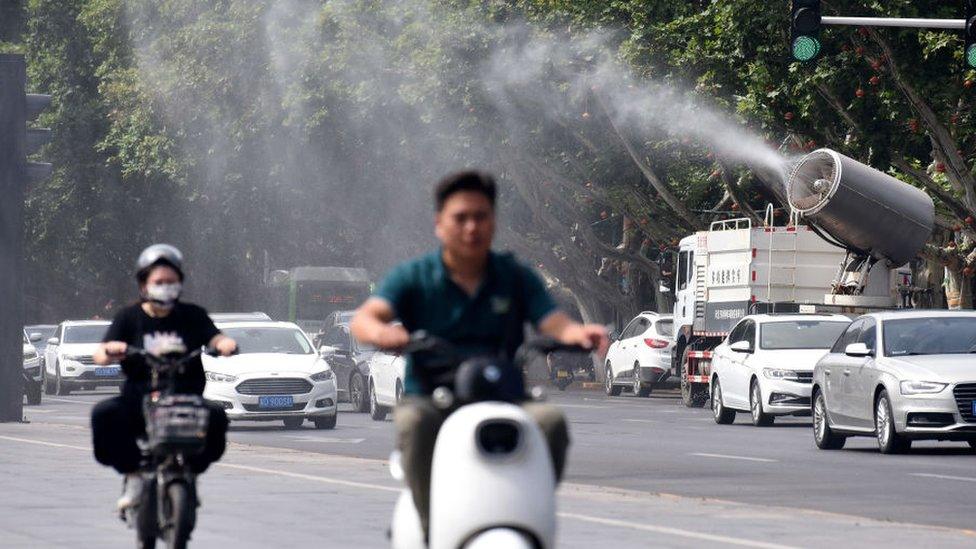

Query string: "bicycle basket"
[[146, 395, 210, 454]]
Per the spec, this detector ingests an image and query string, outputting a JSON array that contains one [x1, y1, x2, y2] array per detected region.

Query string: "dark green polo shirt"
[[375, 250, 558, 395]]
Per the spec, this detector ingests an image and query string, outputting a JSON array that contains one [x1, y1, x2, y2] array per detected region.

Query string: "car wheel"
[[633, 364, 652, 397], [313, 414, 337, 430], [750, 379, 774, 427], [55, 369, 70, 396], [369, 380, 388, 421], [282, 417, 304, 430], [679, 348, 707, 408], [711, 378, 736, 424], [25, 381, 42, 406], [349, 372, 368, 413], [44, 364, 56, 395], [875, 389, 910, 454], [813, 390, 846, 450], [605, 363, 621, 396]]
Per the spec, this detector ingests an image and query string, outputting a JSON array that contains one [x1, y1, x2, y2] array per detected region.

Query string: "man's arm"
[[350, 297, 409, 350], [538, 311, 610, 357]]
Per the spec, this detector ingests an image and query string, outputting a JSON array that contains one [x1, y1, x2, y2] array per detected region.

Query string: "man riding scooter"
[[351, 170, 608, 539]]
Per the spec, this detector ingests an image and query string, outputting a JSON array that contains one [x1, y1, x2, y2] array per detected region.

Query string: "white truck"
[[670, 149, 935, 407]]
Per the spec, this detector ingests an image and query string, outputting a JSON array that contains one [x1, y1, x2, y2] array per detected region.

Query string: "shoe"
[[117, 473, 143, 511]]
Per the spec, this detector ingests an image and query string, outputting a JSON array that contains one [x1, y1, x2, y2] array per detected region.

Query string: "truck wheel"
[[605, 363, 621, 396], [679, 349, 707, 408], [711, 379, 735, 424]]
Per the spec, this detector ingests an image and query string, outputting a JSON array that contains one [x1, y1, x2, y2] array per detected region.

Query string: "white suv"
[[44, 320, 117, 395], [709, 314, 850, 426], [605, 312, 674, 397]]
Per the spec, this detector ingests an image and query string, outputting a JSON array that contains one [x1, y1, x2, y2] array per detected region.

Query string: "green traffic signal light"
[[793, 36, 822, 62]]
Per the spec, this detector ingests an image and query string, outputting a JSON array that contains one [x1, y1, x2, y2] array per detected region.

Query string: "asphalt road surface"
[[2, 387, 975, 548]]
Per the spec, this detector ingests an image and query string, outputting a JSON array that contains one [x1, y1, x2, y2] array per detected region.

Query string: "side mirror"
[[29, 332, 42, 342], [47, 337, 59, 346], [730, 340, 753, 353], [609, 330, 620, 342], [844, 342, 872, 357]]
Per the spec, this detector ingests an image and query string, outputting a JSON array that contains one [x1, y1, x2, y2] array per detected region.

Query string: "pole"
[[0, 54, 27, 422], [821, 16, 967, 30]]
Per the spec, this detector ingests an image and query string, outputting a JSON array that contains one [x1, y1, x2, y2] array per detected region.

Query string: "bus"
[[266, 266, 372, 334]]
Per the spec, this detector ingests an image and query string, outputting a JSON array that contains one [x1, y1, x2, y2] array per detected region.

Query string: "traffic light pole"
[[821, 16, 966, 30], [0, 54, 28, 422]]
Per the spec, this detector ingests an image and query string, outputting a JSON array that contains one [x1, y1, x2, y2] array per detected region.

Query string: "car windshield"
[[63, 325, 109, 344], [221, 327, 314, 355], [759, 321, 850, 350], [883, 317, 976, 357], [655, 319, 674, 337]]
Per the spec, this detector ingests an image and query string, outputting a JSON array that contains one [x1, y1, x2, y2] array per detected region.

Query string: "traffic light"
[[791, 0, 822, 62], [0, 54, 52, 422], [966, 1, 976, 69]]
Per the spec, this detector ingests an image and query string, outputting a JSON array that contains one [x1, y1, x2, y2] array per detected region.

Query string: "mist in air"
[[37, 0, 791, 317]]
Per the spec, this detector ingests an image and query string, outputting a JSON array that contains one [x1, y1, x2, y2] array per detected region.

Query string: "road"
[[2, 387, 975, 548]]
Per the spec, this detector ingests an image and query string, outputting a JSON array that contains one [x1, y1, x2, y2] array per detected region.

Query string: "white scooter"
[[390, 335, 583, 549]]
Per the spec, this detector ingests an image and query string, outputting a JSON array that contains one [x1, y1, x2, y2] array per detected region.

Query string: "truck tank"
[[787, 149, 934, 267]]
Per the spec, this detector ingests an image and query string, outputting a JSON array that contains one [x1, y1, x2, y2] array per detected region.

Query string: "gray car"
[[812, 310, 976, 454]]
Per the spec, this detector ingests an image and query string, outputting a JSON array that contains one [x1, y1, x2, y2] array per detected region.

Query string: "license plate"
[[95, 367, 119, 377], [556, 371, 569, 378], [972, 401, 976, 416], [258, 395, 294, 409]]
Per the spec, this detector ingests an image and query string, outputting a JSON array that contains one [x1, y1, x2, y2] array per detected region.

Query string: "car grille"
[[242, 402, 307, 412], [953, 383, 976, 423], [236, 378, 312, 395], [68, 356, 96, 365]]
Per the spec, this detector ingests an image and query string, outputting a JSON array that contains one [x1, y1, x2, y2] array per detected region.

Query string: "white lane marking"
[[45, 397, 97, 405], [690, 453, 777, 463], [25, 409, 55, 413], [558, 512, 799, 549], [558, 404, 609, 409], [214, 463, 400, 493], [0, 435, 87, 451], [284, 436, 365, 444], [622, 419, 655, 424], [911, 473, 976, 483]]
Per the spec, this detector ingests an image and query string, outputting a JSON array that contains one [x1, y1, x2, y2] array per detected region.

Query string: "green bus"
[[267, 266, 372, 334]]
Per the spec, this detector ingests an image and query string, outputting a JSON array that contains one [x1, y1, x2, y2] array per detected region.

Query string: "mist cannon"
[[787, 149, 934, 304]]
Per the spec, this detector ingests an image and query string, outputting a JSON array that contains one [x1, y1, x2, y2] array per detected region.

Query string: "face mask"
[[144, 283, 182, 308]]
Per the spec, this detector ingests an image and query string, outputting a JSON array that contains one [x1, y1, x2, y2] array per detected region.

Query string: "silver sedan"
[[812, 310, 976, 454]]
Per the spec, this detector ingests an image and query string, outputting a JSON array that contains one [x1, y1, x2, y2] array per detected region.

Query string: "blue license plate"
[[258, 396, 294, 409], [972, 401, 976, 416], [94, 367, 119, 377]]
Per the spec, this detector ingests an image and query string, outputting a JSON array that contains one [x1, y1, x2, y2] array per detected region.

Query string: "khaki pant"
[[394, 397, 570, 534]]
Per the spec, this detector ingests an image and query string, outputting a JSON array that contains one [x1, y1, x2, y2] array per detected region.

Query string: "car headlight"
[[900, 380, 947, 395], [205, 371, 237, 383], [763, 368, 800, 380], [23, 351, 37, 360], [310, 369, 334, 382]]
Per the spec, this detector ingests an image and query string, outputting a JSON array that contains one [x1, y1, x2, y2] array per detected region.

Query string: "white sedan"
[[203, 321, 338, 429], [366, 351, 405, 421], [710, 314, 850, 426]]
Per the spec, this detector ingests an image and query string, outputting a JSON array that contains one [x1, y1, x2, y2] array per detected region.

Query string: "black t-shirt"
[[104, 302, 220, 395]]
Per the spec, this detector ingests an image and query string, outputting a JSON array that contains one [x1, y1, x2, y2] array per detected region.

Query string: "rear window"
[[655, 320, 674, 337], [760, 321, 850, 350]]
